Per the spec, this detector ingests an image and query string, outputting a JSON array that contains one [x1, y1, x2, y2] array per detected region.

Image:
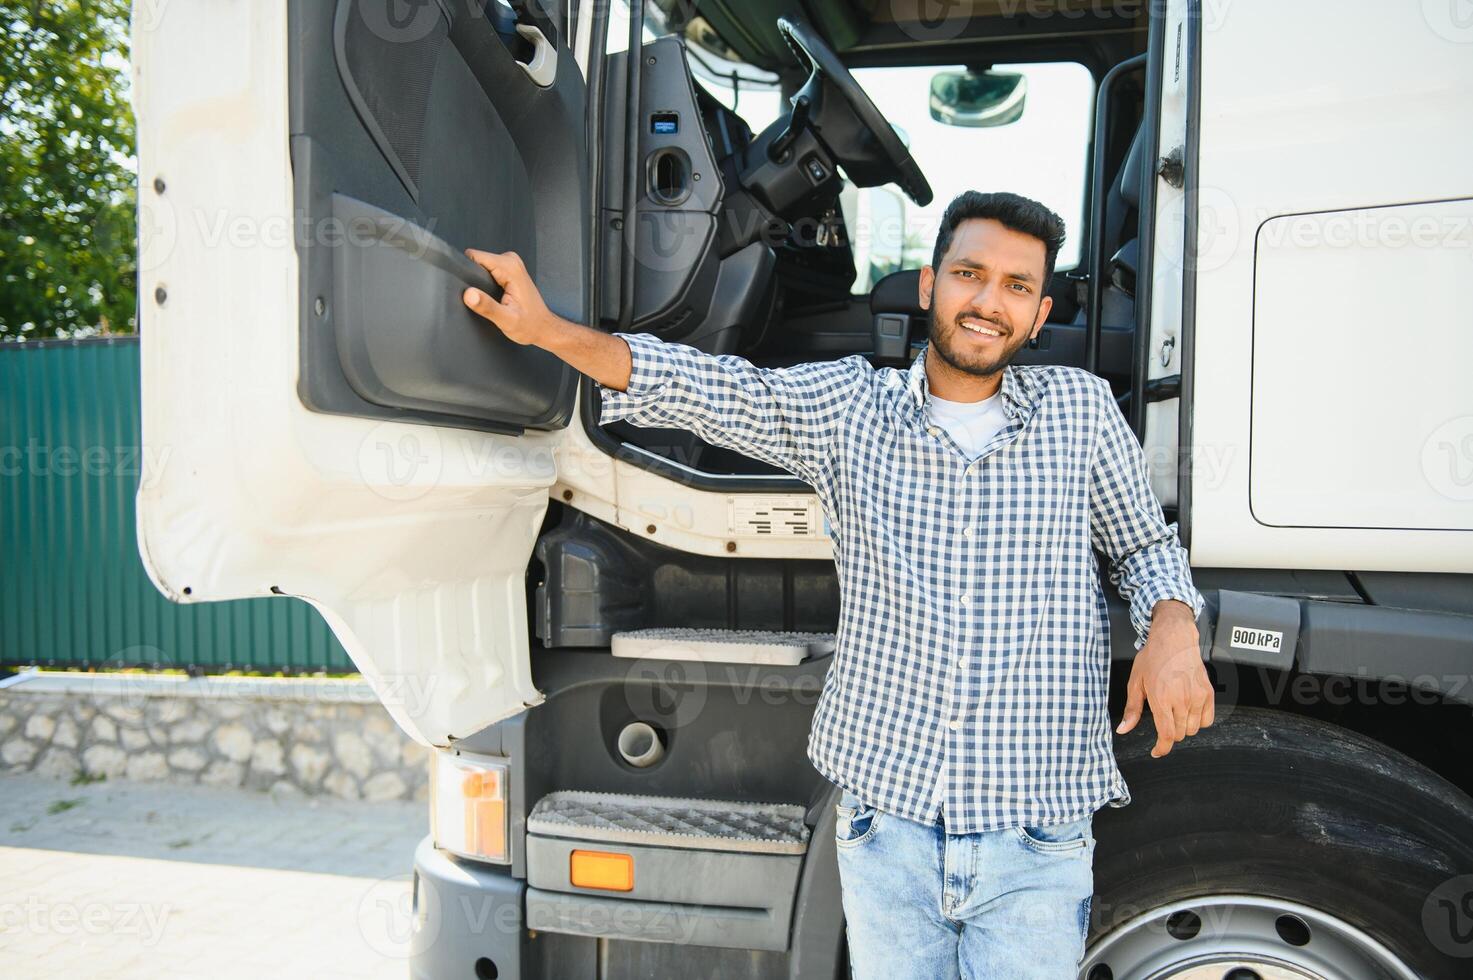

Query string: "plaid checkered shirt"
[[593, 330, 1205, 833]]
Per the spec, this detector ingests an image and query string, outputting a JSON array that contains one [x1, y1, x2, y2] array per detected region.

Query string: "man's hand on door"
[[462, 248, 561, 345]]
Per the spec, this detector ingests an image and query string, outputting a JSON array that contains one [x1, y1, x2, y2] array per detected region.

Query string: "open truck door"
[[132, 0, 590, 745]]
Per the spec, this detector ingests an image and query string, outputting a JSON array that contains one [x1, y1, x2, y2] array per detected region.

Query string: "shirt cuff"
[[595, 331, 668, 426], [1130, 576, 1207, 650], [1136, 578, 1205, 621]]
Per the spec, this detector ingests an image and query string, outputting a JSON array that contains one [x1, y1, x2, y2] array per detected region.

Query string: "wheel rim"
[[1082, 894, 1420, 980]]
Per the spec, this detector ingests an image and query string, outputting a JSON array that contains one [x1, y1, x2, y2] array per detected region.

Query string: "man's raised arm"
[[461, 248, 863, 485], [461, 248, 635, 391]]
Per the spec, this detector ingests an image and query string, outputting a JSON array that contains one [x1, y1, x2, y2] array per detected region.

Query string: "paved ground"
[[0, 773, 425, 979]]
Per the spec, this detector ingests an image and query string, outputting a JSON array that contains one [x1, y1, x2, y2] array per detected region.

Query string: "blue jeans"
[[834, 788, 1095, 979]]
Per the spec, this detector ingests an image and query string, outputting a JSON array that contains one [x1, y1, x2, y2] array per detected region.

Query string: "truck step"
[[610, 627, 835, 666], [527, 790, 810, 855]]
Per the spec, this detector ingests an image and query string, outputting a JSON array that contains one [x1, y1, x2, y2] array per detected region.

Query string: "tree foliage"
[[1, 0, 136, 339]]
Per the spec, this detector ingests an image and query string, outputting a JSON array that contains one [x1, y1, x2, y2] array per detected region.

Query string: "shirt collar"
[[904, 342, 1037, 423]]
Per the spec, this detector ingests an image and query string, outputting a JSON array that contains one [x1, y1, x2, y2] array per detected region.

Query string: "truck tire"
[[1085, 705, 1473, 980]]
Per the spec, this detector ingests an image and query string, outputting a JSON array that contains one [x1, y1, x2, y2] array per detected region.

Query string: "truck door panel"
[[132, 0, 589, 745]]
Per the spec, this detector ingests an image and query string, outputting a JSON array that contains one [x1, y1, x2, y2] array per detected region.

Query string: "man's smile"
[[957, 315, 1007, 341]]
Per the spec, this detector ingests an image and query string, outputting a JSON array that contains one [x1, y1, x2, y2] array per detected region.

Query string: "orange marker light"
[[462, 768, 506, 863], [430, 752, 511, 864], [569, 849, 634, 891]]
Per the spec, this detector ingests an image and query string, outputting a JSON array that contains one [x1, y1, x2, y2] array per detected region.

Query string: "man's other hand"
[[1116, 599, 1215, 758]]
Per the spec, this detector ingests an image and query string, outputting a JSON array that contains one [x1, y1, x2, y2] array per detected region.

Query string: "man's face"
[[918, 217, 1054, 379]]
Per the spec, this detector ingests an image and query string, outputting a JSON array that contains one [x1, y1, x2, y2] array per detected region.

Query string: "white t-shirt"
[[926, 389, 1009, 461], [925, 389, 1012, 820]]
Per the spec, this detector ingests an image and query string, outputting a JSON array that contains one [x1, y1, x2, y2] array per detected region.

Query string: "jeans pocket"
[[1015, 814, 1093, 853], [835, 793, 881, 848]]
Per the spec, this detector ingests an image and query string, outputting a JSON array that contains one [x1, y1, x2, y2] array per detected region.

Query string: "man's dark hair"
[[929, 191, 1067, 286]]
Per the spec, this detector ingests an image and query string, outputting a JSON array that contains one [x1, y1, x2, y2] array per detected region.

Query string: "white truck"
[[133, 0, 1473, 977]]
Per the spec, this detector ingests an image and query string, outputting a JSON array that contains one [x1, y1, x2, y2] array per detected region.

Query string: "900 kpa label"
[[1230, 627, 1284, 654]]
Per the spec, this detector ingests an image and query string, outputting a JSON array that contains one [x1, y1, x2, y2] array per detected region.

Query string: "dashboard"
[[599, 21, 933, 356]]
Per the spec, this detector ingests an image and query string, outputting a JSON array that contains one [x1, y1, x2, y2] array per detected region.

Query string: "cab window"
[[842, 62, 1095, 294]]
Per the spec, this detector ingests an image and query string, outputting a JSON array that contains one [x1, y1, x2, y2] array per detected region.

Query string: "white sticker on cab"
[[1229, 626, 1284, 654]]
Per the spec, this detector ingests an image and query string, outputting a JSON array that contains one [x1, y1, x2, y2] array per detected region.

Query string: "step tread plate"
[[527, 790, 811, 855], [610, 627, 836, 666]]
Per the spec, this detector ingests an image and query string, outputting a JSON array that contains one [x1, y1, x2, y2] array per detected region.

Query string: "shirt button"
[[948, 719, 962, 731], [957, 657, 967, 668], [962, 526, 974, 537], [959, 594, 971, 606], [926, 425, 940, 436]]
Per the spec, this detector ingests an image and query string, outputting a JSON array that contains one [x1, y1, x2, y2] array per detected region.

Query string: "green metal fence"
[[1, 337, 352, 673]]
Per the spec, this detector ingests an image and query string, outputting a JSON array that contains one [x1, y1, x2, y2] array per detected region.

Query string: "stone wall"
[[0, 673, 429, 802]]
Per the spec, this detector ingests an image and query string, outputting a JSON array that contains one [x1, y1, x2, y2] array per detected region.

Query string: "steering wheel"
[[775, 17, 933, 207]]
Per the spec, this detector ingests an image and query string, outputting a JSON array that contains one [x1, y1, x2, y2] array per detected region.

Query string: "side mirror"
[[928, 70, 1026, 128]]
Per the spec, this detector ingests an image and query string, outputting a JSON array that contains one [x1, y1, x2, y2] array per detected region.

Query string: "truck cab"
[[132, 1, 1473, 977]]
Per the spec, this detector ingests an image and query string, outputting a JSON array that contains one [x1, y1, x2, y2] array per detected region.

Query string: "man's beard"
[[926, 304, 1035, 378]]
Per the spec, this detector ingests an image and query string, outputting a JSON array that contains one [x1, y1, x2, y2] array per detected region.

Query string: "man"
[[461, 190, 1214, 978]]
